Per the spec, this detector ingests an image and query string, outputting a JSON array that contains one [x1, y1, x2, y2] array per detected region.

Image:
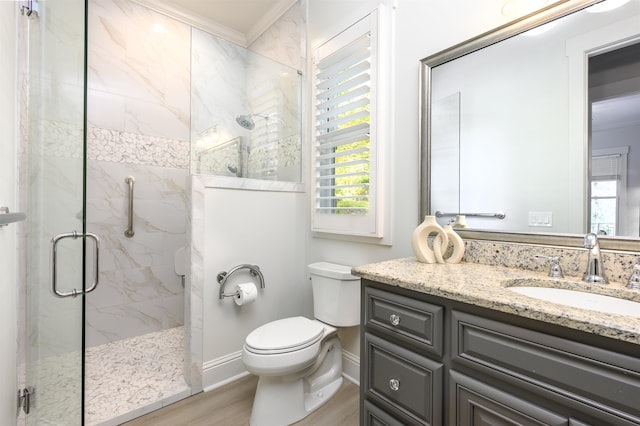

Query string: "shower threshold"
[[85, 326, 190, 425]]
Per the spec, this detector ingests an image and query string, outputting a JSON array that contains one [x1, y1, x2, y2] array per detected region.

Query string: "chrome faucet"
[[582, 233, 608, 284], [627, 264, 640, 290], [534, 255, 564, 278]]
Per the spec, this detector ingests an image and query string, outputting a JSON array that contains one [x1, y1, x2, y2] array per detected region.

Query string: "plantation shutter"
[[312, 11, 380, 236]]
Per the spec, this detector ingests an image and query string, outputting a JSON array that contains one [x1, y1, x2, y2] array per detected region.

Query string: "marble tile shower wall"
[[87, 0, 190, 141], [190, 28, 250, 168], [85, 132, 189, 347], [248, 2, 305, 71], [85, 0, 191, 347], [245, 4, 303, 182]]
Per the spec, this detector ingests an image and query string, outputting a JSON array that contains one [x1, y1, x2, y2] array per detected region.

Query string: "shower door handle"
[[50, 231, 100, 298]]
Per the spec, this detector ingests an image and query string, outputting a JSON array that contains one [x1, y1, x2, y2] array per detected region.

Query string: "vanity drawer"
[[362, 400, 406, 426], [364, 286, 443, 356], [449, 370, 568, 426], [451, 310, 640, 422], [363, 333, 443, 425]]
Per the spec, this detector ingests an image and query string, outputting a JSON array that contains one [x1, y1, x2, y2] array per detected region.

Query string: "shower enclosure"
[[19, 0, 89, 424]]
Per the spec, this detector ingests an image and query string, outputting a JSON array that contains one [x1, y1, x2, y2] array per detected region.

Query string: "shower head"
[[235, 114, 255, 130]]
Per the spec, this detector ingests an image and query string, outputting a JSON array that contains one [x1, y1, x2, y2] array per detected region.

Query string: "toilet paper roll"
[[234, 282, 258, 306]]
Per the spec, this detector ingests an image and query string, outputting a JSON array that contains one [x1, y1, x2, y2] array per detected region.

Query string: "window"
[[591, 179, 617, 235], [312, 10, 383, 237], [590, 148, 628, 236]]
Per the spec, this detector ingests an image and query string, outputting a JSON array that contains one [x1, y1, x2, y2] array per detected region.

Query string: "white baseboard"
[[342, 349, 360, 386], [202, 350, 249, 392]]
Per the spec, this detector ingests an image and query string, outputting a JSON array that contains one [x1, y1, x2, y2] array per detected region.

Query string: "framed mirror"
[[420, 0, 640, 250]]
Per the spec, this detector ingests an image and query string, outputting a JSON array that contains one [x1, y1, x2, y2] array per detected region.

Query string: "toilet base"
[[249, 337, 343, 426]]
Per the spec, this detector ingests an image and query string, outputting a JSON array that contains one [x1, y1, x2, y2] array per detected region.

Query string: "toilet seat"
[[245, 317, 325, 355]]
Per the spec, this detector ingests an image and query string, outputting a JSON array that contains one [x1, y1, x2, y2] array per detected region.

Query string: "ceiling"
[[165, 0, 283, 34], [592, 93, 640, 132], [138, 0, 291, 46]]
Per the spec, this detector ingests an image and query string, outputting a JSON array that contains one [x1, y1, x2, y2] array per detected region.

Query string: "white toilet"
[[242, 262, 361, 426]]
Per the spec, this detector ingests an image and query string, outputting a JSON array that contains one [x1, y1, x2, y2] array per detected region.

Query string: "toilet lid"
[[245, 317, 324, 354]]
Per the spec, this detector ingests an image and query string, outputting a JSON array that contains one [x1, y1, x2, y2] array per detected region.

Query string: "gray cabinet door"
[[450, 370, 569, 426], [364, 333, 443, 425], [451, 310, 640, 422], [362, 401, 406, 426]]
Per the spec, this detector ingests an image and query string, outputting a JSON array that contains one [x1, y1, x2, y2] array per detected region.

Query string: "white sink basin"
[[509, 286, 640, 317]]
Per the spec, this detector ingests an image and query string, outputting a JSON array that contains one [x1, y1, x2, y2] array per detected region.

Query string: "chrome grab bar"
[[0, 206, 26, 227], [124, 176, 135, 238], [217, 264, 265, 299], [50, 231, 100, 298], [435, 211, 506, 220]]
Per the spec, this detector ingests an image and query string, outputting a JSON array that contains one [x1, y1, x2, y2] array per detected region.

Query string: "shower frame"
[[18, 0, 90, 424]]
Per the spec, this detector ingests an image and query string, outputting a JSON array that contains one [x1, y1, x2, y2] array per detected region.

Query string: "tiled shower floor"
[[85, 326, 190, 425]]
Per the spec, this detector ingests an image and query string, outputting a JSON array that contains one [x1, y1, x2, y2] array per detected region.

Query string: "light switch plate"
[[529, 211, 552, 227]]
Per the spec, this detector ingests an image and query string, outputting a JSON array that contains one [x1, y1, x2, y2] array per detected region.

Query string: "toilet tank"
[[308, 262, 361, 327]]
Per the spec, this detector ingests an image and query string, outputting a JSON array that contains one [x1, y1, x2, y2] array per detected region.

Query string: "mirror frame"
[[419, 0, 640, 251]]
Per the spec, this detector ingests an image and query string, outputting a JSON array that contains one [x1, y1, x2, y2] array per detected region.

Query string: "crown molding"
[[130, 0, 248, 46]]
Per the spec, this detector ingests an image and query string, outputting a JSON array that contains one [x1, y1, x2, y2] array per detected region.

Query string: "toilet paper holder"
[[217, 264, 265, 299]]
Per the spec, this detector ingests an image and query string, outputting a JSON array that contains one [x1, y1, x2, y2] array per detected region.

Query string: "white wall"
[[201, 186, 308, 387], [306, 0, 514, 358], [0, 2, 18, 422]]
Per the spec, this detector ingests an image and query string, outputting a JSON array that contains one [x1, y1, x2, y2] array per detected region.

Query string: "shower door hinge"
[[17, 387, 33, 415]]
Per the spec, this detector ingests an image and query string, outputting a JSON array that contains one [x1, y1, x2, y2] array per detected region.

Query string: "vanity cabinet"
[[360, 279, 640, 426], [361, 285, 445, 425]]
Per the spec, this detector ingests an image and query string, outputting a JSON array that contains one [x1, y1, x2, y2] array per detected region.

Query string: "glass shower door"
[[21, 0, 90, 424]]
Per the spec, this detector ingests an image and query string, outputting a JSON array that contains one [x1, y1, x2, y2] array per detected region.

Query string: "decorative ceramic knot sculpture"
[[433, 224, 465, 264], [411, 215, 448, 264]]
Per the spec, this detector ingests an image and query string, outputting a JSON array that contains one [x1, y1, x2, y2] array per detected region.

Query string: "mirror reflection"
[[590, 42, 640, 236], [424, 0, 640, 238]]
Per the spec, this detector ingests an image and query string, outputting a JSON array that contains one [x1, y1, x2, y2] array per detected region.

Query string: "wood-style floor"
[[122, 375, 360, 426]]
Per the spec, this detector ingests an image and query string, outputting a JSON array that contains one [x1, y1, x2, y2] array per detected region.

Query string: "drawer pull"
[[389, 314, 401, 326], [389, 378, 400, 391]]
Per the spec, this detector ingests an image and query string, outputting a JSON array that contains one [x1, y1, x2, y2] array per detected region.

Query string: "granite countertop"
[[352, 257, 640, 345]]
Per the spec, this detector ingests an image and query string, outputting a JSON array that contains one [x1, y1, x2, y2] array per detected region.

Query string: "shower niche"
[[191, 28, 302, 183]]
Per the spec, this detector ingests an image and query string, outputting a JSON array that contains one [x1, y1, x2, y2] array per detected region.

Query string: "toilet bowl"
[[242, 262, 360, 426], [242, 316, 331, 376]]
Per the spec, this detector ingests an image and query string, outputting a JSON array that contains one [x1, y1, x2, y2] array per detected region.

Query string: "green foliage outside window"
[[334, 105, 370, 214]]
